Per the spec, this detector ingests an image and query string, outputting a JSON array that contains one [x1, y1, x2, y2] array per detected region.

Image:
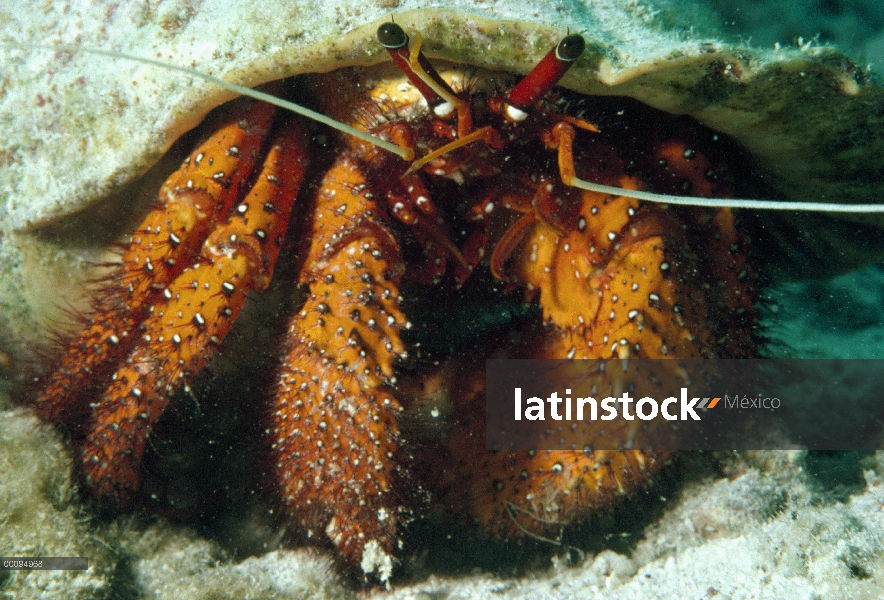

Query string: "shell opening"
[[7, 39, 884, 214]]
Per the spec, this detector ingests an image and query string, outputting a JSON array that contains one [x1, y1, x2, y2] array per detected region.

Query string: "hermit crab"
[[3, 0, 884, 586]]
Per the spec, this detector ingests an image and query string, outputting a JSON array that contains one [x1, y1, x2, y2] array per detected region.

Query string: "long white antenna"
[[567, 177, 884, 213]]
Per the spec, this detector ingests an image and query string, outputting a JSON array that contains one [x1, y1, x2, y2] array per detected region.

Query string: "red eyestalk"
[[503, 34, 585, 121], [377, 22, 458, 115]]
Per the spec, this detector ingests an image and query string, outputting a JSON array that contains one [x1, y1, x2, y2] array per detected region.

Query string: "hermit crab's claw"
[[500, 33, 586, 122]]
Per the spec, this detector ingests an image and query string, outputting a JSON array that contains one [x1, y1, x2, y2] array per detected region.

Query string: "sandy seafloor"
[[3, 1, 884, 599]]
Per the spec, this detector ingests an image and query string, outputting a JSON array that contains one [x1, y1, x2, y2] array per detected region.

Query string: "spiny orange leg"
[[81, 116, 309, 506], [35, 97, 276, 423], [466, 200, 718, 534], [270, 153, 408, 579], [455, 105, 758, 535]]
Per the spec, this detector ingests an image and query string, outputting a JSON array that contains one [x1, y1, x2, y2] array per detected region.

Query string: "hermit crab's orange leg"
[[35, 97, 276, 423], [81, 116, 310, 506], [270, 152, 408, 577]]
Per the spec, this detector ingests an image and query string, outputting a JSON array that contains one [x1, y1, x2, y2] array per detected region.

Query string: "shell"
[[0, 1, 882, 360]]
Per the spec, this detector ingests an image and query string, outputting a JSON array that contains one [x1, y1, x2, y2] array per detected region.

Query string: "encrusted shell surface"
[[0, 0, 883, 359]]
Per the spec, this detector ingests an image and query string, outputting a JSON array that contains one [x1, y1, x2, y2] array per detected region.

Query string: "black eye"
[[377, 22, 408, 49], [556, 34, 585, 62]]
